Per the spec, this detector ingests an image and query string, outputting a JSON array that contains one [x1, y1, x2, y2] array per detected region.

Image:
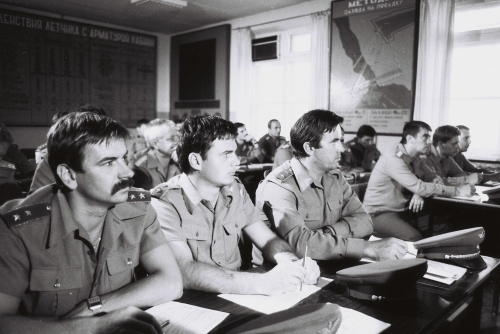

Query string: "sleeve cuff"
[[345, 238, 365, 260], [330, 224, 350, 237]]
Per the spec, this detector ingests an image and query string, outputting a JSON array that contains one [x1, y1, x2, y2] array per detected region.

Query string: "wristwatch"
[[87, 296, 103, 315]]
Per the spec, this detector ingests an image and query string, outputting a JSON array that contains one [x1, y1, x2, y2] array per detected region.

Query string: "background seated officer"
[[151, 115, 320, 296], [343, 124, 381, 172], [363, 121, 475, 241], [0, 112, 182, 333], [234, 122, 263, 164], [134, 119, 181, 190], [272, 141, 293, 170], [256, 110, 407, 262], [454, 125, 490, 173], [423, 125, 500, 185], [258, 119, 287, 163]]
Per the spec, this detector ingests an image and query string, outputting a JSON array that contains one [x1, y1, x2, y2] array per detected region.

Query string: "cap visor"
[[450, 256, 487, 270], [364, 295, 426, 316]]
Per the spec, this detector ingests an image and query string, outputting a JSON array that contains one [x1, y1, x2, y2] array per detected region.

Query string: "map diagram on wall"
[[330, 0, 419, 134]]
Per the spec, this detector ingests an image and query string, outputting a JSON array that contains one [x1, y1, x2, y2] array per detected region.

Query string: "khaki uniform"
[[0, 185, 166, 317], [0, 159, 16, 185], [343, 138, 381, 172], [235, 141, 263, 164], [151, 174, 260, 270], [422, 146, 469, 185], [258, 135, 287, 163], [135, 149, 181, 189], [272, 142, 293, 170], [255, 158, 372, 261], [29, 158, 55, 194]]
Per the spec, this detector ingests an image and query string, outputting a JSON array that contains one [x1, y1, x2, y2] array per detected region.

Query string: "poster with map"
[[330, 0, 419, 135], [0, 8, 156, 127]]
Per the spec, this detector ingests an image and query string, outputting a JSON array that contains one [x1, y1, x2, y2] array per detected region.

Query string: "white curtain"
[[229, 28, 254, 128], [413, 0, 455, 130], [309, 11, 331, 110]]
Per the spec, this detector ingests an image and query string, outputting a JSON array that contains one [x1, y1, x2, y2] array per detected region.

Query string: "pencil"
[[161, 320, 170, 328], [300, 244, 308, 291]]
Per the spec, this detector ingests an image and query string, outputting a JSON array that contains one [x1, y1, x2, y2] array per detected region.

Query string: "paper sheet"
[[218, 277, 333, 314], [337, 306, 391, 334], [146, 301, 229, 334]]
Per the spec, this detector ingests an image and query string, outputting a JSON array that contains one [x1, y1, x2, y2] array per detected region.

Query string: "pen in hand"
[[161, 320, 170, 329], [300, 244, 308, 291]]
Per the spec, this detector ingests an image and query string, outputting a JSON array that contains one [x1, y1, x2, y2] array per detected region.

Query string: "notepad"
[[337, 306, 391, 334], [146, 301, 229, 334]]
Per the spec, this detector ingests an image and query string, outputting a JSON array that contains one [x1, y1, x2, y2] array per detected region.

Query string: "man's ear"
[[188, 153, 202, 171], [406, 134, 414, 144], [303, 142, 314, 156], [56, 164, 78, 190]]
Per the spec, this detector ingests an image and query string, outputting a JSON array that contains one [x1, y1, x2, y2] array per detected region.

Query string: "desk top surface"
[[176, 256, 500, 334]]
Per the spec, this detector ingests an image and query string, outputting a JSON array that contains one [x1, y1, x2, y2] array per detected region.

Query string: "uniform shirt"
[[29, 158, 56, 194], [235, 140, 263, 164], [3, 144, 35, 176], [0, 185, 166, 317], [135, 149, 181, 189], [0, 159, 16, 185], [343, 138, 381, 172], [258, 135, 287, 163], [453, 153, 484, 173], [272, 142, 293, 170], [363, 144, 455, 214], [422, 146, 469, 185], [151, 174, 260, 270], [255, 158, 372, 261]]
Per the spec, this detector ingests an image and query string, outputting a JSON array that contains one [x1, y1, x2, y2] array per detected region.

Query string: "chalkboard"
[[0, 9, 157, 127]]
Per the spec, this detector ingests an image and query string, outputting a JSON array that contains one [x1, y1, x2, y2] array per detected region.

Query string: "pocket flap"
[[107, 245, 140, 276], [30, 268, 82, 291], [181, 221, 208, 240], [222, 222, 240, 235]]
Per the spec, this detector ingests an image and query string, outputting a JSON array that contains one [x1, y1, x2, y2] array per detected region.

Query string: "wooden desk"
[[176, 257, 500, 333]]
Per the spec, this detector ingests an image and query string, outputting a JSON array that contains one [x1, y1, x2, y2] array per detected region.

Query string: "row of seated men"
[[0, 108, 492, 333]]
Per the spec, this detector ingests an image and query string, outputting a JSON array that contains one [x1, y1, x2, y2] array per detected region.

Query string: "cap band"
[[348, 288, 417, 302], [417, 246, 480, 260]]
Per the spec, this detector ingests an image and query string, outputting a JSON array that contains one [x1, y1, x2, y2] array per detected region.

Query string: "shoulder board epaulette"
[[10, 144, 18, 149], [350, 142, 356, 146], [0, 160, 15, 170], [134, 155, 148, 167], [127, 189, 150, 202], [395, 149, 403, 158], [151, 183, 178, 199], [276, 167, 294, 182], [2, 203, 51, 228]]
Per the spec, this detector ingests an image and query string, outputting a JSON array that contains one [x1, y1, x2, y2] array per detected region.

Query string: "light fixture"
[[131, 0, 187, 13]]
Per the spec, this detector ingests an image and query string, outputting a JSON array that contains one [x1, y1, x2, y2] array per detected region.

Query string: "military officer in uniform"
[[0, 112, 182, 333], [151, 115, 320, 296], [256, 109, 407, 261], [258, 119, 287, 163], [343, 125, 381, 172], [234, 122, 263, 164]]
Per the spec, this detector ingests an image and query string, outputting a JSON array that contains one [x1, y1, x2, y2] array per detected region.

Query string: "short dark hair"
[[177, 116, 237, 173], [290, 109, 344, 159], [75, 104, 107, 116], [400, 121, 432, 144], [456, 125, 469, 131], [234, 122, 245, 130], [48, 112, 130, 186], [52, 112, 69, 124], [137, 118, 150, 126], [433, 125, 461, 146], [356, 125, 376, 138], [0, 123, 14, 145], [268, 119, 279, 129]]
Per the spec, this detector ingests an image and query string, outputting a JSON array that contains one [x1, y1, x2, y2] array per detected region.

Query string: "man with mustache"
[[256, 110, 407, 261], [151, 115, 320, 295], [363, 121, 475, 241], [0, 112, 183, 333]]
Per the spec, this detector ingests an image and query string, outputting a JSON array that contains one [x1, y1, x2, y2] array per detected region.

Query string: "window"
[[449, 1, 500, 161], [249, 29, 311, 139]]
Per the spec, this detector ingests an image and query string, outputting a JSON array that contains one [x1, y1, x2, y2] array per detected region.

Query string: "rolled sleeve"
[[139, 206, 168, 255], [151, 197, 185, 243]]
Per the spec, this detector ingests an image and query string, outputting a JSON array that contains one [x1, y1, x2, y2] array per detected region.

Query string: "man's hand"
[[456, 184, 475, 197], [432, 175, 444, 184], [362, 238, 407, 261], [299, 257, 320, 285], [94, 307, 162, 334], [466, 173, 480, 184], [244, 134, 257, 145], [259, 260, 306, 295], [408, 194, 424, 212]]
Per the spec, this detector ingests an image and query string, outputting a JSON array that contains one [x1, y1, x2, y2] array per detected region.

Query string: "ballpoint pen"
[[161, 320, 170, 328], [300, 244, 308, 291]]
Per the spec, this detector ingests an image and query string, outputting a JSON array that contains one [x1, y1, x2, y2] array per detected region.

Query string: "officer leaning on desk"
[[0, 113, 183, 334]]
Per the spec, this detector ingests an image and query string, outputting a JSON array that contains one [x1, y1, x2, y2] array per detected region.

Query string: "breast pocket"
[[300, 206, 323, 229], [29, 268, 82, 317], [181, 221, 209, 261], [222, 221, 243, 263], [107, 245, 140, 291]]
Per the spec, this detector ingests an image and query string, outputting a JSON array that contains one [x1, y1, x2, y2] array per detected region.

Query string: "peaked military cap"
[[226, 303, 342, 334], [414, 227, 487, 270], [336, 259, 427, 315]]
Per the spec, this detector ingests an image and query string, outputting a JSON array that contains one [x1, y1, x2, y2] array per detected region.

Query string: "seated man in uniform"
[[134, 119, 181, 189], [454, 125, 490, 173], [258, 119, 287, 163], [363, 121, 475, 241], [0, 112, 183, 333], [128, 118, 150, 161], [256, 109, 407, 261], [234, 122, 263, 164], [422, 125, 500, 185], [151, 115, 320, 295], [343, 124, 381, 172]]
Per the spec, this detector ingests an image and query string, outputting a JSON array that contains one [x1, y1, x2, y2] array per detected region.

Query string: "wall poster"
[[329, 0, 419, 135], [0, 8, 157, 127]]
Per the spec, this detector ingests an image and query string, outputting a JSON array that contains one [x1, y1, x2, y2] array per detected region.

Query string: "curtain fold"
[[229, 28, 254, 127], [413, 0, 455, 130], [309, 11, 331, 110]]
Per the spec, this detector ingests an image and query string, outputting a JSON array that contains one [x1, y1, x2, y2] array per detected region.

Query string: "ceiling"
[[0, 0, 315, 34]]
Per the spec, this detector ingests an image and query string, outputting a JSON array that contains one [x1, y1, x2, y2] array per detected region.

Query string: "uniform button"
[[196, 231, 199, 237], [127, 258, 133, 265], [235, 224, 238, 228], [54, 283, 60, 288], [87, 251, 92, 255], [213, 240, 216, 244]]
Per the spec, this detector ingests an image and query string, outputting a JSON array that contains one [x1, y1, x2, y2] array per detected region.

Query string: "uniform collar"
[[178, 173, 234, 215], [290, 158, 323, 192], [396, 143, 415, 165], [48, 191, 80, 248], [430, 145, 443, 160]]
